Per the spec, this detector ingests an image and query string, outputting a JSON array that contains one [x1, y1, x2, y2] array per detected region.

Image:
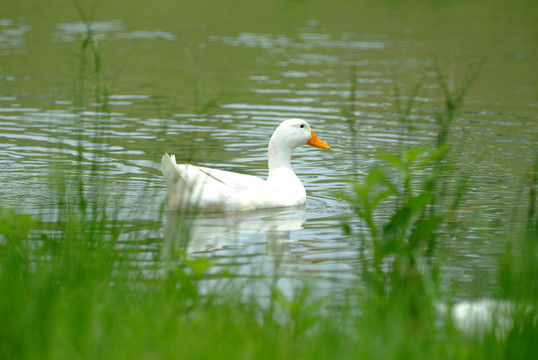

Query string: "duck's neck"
[[267, 139, 297, 183]]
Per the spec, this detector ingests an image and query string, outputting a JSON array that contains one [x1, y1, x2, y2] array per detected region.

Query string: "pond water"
[[1, 0, 537, 298]]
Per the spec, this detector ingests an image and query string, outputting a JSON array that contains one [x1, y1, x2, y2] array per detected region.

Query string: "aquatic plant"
[[337, 59, 537, 358]]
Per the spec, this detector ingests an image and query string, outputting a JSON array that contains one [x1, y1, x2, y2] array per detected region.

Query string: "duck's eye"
[[300, 124, 305, 128]]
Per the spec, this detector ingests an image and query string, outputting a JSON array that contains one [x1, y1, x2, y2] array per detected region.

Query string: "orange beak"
[[306, 130, 330, 150]]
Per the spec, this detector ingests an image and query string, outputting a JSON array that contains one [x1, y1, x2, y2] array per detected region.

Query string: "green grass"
[[1, 185, 536, 359], [1, 10, 537, 359]]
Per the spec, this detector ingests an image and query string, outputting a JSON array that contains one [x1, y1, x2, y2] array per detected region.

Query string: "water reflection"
[[53, 19, 176, 42], [162, 207, 306, 256], [0, 19, 31, 51]]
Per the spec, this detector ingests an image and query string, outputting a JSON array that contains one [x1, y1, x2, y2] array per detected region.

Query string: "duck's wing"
[[190, 164, 266, 190], [161, 154, 267, 211], [162, 154, 265, 190]]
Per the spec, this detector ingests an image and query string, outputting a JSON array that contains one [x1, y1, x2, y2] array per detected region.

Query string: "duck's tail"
[[161, 153, 184, 190]]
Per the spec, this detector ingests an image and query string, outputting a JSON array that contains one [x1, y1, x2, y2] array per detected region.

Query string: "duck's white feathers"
[[161, 118, 329, 212]]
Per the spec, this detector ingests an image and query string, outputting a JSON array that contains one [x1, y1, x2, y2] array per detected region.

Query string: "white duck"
[[161, 118, 330, 212]]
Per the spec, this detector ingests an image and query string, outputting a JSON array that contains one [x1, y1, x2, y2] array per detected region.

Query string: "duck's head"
[[271, 118, 330, 151]]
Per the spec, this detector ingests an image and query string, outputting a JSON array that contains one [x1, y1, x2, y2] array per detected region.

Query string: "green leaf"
[[0, 207, 36, 240], [410, 215, 444, 244], [381, 205, 411, 254], [372, 189, 393, 208], [342, 222, 352, 235], [379, 152, 404, 171], [405, 146, 426, 165], [185, 257, 211, 277], [409, 193, 434, 214], [429, 143, 449, 163]]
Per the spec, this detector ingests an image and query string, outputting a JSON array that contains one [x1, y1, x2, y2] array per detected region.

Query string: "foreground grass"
[[1, 14, 536, 358], [1, 189, 536, 360]]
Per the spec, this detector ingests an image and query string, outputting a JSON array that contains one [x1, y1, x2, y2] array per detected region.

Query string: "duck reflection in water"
[[162, 207, 306, 258]]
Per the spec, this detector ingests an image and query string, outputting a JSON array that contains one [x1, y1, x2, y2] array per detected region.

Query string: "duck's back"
[[162, 154, 271, 211]]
